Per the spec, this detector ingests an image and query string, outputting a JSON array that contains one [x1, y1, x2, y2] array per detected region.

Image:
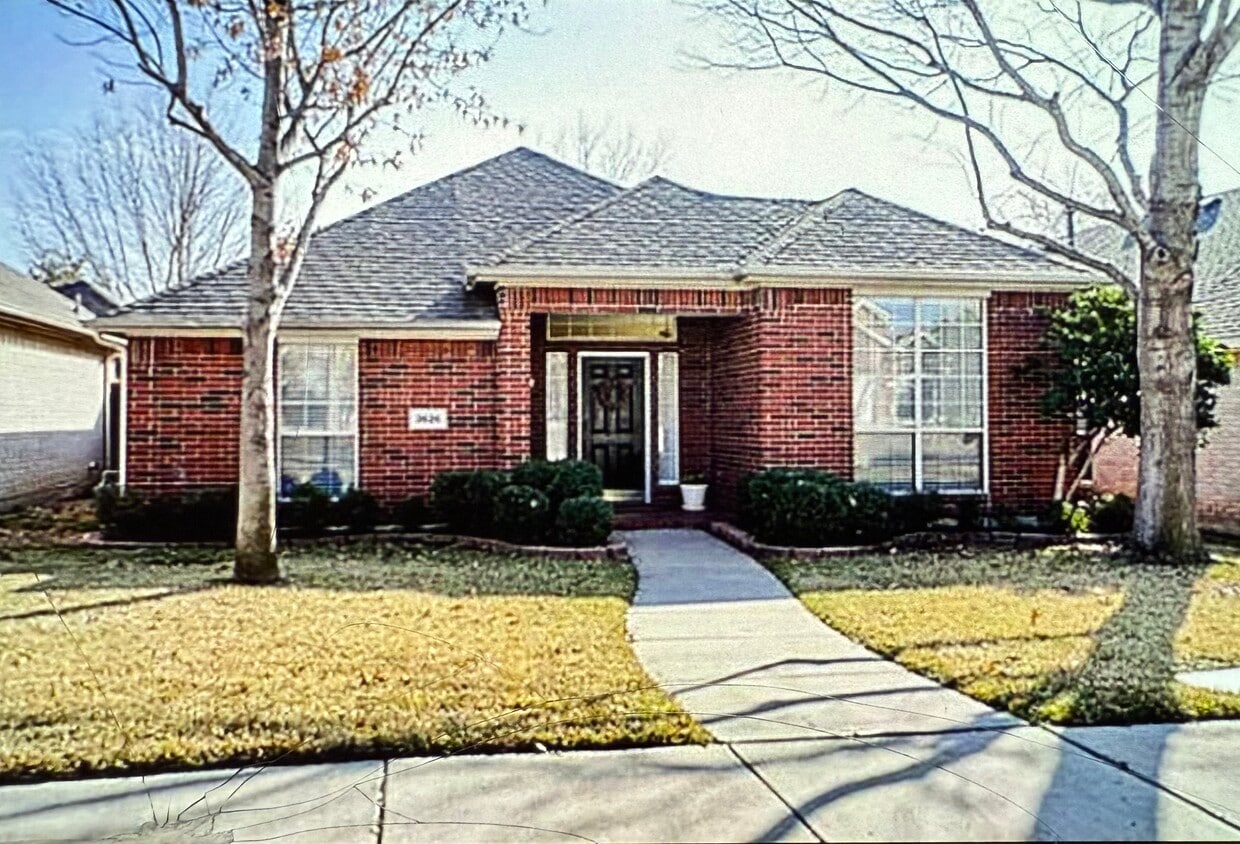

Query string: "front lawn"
[[770, 543, 1240, 725], [0, 541, 706, 782]]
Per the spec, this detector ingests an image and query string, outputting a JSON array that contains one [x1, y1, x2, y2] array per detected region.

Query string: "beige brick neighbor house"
[[0, 263, 122, 510]]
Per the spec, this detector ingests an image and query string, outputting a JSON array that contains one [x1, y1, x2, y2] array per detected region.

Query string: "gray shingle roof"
[[95, 148, 619, 328], [484, 177, 810, 271], [482, 182, 1086, 281], [0, 262, 90, 333], [1078, 189, 1240, 342]]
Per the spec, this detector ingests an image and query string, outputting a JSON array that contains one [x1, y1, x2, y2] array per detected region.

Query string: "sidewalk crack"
[[725, 742, 824, 843], [1048, 727, 1240, 834], [373, 758, 389, 844]]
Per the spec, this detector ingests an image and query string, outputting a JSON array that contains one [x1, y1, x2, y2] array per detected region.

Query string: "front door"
[[582, 356, 645, 497]]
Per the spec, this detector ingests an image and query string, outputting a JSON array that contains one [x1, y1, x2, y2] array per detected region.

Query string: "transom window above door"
[[547, 314, 677, 342], [853, 297, 986, 494]]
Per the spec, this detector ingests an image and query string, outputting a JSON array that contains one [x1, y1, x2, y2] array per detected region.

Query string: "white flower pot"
[[680, 484, 708, 512]]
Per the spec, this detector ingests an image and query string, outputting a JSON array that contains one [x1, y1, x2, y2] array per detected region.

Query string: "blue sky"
[[2, 0, 1239, 272]]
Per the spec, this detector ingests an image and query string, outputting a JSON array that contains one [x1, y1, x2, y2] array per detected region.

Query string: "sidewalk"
[[1, 529, 1237, 842]]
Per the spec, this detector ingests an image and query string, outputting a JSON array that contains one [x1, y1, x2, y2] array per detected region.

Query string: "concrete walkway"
[[2, 529, 1238, 842]]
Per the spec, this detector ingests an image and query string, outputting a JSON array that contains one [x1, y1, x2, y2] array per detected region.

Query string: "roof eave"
[[0, 304, 126, 352], [93, 316, 501, 341]]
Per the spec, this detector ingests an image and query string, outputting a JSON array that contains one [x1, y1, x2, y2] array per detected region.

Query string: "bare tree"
[[696, 0, 1240, 559], [50, 0, 527, 582], [551, 113, 671, 184], [17, 103, 246, 302]]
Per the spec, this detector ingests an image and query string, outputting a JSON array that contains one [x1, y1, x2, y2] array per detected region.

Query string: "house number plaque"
[[408, 408, 448, 430]]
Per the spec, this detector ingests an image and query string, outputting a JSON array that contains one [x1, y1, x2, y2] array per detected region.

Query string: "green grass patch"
[[770, 544, 1240, 725], [0, 541, 707, 782]]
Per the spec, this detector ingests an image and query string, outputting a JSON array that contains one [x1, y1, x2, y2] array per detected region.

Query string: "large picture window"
[[278, 342, 357, 497], [853, 297, 986, 493]]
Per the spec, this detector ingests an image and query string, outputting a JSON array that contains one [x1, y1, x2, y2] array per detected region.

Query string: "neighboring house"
[[93, 147, 1091, 511], [1090, 188, 1240, 532], [51, 279, 121, 318], [0, 263, 123, 511]]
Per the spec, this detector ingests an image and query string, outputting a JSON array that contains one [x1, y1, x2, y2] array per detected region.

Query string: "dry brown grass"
[[0, 542, 707, 782], [772, 543, 1240, 724]]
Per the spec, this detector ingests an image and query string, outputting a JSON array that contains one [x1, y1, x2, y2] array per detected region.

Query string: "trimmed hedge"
[[493, 484, 553, 545], [95, 482, 382, 541], [429, 460, 613, 547], [739, 468, 895, 546], [554, 496, 615, 547]]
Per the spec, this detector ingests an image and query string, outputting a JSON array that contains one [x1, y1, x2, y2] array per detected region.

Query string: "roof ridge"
[[478, 178, 651, 269], [742, 190, 855, 267]]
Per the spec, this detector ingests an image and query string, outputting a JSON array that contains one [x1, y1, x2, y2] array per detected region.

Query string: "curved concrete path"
[[623, 529, 1240, 841]]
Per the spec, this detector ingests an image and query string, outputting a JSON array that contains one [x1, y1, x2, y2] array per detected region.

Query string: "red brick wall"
[[125, 336, 242, 491], [709, 289, 853, 508], [987, 291, 1072, 507], [358, 339, 498, 502], [677, 318, 715, 480]]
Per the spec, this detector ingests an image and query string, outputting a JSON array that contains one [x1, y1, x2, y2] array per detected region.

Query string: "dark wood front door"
[[582, 357, 645, 494]]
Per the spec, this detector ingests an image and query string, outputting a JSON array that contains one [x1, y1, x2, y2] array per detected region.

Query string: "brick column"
[[495, 287, 533, 467]]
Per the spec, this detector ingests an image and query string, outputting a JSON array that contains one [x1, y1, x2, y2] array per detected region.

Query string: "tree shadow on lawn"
[[0, 538, 634, 606]]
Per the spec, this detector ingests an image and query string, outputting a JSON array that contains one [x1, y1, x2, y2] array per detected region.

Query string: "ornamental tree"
[[49, 0, 528, 582], [1042, 284, 1233, 501]]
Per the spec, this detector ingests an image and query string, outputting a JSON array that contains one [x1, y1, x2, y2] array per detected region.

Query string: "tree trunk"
[[234, 7, 288, 583], [1133, 0, 1206, 560], [233, 178, 283, 583]]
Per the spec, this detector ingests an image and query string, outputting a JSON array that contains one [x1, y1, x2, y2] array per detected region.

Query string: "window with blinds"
[[278, 342, 357, 497]]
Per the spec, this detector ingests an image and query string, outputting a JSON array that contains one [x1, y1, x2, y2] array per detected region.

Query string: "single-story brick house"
[[92, 148, 1092, 511], [1, 263, 123, 511], [1091, 188, 1240, 532]]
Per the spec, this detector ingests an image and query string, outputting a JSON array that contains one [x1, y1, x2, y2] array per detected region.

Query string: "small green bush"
[[94, 484, 236, 542], [890, 492, 947, 534], [279, 483, 334, 535], [464, 470, 511, 536], [553, 496, 614, 547], [1090, 493, 1135, 534], [393, 495, 431, 531], [492, 484, 552, 545], [429, 472, 474, 532], [740, 468, 894, 546], [513, 459, 604, 510], [334, 488, 381, 533]]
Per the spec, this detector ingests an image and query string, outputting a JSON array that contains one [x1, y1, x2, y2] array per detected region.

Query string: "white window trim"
[[576, 350, 652, 503], [853, 297, 989, 495], [657, 351, 680, 485], [545, 351, 570, 461], [276, 338, 360, 499]]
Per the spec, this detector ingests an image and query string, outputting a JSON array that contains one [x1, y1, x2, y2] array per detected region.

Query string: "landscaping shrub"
[[279, 483, 334, 535], [464, 470, 511, 536], [740, 468, 895, 546], [94, 484, 236, 542], [393, 495, 432, 531], [513, 459, 604, 509], [429, 471, 474, 532], [553, 496, 615, 547], [890, 492, 947, 534], [492, 484, 552, 545], [333, 488, 381, 533], [1090, 493, 1135, 534]]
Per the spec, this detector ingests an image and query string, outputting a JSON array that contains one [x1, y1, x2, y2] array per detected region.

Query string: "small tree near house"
[[1041, 284, 1233, 502], [49, 0, 529, 582]]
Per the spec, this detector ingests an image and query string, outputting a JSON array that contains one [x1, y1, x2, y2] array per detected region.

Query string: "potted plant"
[[680, 472, 709, 512]]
